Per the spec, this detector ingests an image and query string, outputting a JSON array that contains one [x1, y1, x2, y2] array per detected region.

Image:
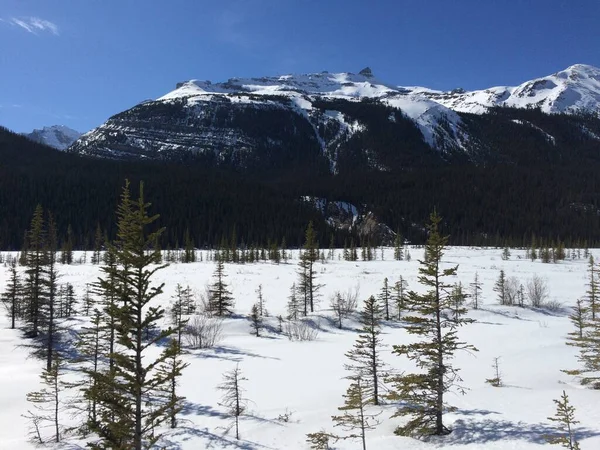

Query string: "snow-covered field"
[[1, 247, 599, 449]]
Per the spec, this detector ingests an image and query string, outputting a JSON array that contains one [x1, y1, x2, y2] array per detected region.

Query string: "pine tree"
[[344, 296, 385, 406], [378, 278, 391, 321], [60, 224, 74, 265], [63, 283, 77, 318], [388, 212, 477, 436], [546, 391, 580, 450], [2, 259, 23, 329], [208, 258, 235, 316], [82, 282, 94, 316], [470, 272, 482, 310], [501, 247, 511, 260], [332, 376, 380, 450], [183, 228, 195, 263], [87, 180, 182, 450], [218, 364, 248, 440], [493, 270, 507, 306], [249, 304, 263, 337], [24, 352, 66, 444]]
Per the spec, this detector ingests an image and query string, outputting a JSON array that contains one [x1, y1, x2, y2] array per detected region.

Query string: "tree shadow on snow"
[[160, 425, 276, 450], [429, 418, 600, 446], [192, 345, 279, 362]]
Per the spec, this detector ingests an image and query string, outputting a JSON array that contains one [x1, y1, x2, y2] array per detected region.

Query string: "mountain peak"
[[25, 125, 81, 151]]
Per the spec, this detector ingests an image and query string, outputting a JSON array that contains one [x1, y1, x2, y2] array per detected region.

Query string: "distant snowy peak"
[[25, 125, 81, 150], [159, 70, 397, 100], [160, 64, 600, 117], [423, 64, 600, 115]]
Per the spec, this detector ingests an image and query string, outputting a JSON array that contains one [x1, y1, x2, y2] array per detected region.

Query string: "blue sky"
[[1, 0, 599, 133]]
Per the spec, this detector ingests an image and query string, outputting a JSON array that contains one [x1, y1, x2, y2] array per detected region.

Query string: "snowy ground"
[[1, 247, 599, 449]]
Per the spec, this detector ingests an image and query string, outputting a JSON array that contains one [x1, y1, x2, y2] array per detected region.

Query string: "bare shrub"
[[184, 313, 224, 349], [283, 319, 320, 341], [542, 299, 563, 312], [527, 274, 549, 308], [505, 276, 520, 306], [329, 285, 360, 329]]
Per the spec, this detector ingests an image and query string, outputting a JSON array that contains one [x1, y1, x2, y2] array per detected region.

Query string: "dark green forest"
[[2, 105, 600, 250]]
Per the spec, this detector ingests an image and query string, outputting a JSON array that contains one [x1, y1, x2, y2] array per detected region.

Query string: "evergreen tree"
[[249, 304, 263, 337], [378, 278, 391, 321], [60, 224, 74, 265], [218, 364, 248, 440], [75, 308, 107, 428], [297, 221, 321, 314], [586, 255, 598, 320], [470, 272, 482, 310], [23, 204, 48, 338], [344, 296, 385, 406], [450, 282, 468, 324], [332, 376, 380, 450], [170, 284, 191, 348], [92, 223, 103, 265], [256, 284, 267, 317], [156, 340, 188, 429], [2, 259, 22, 329], [546, 391, 581, 450], [493, 270, 507, 306], [24, 352, 66, 444], [566, 299, 588, 346], [394, 276, 408, 319], [63, 283, 77, 318], [287, 283, 302, 321], [43, 213, 60, 371], [393, 231, 403, 261], [485, 357, 502, 387], [388, 212, 477, 436], [183, 228, 195, 263], [87, 181, 182, 450], [208, 258, 235, 316]]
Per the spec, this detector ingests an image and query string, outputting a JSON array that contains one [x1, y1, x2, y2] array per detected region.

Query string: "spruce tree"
[[388, 212, 477, 436], [393, 231, 403, 261], [394, 276, 408, 319], [24, 204, 48, 338], [378, 277, 391, 321], [249, 304, 263, 337], [546, 391, 580, 450], [297, 221, 321, 313], [171, 284, 191, 348], [344, 296, 385, 406], [156, 340, 188, 429], [256, 284, 267, 317], [332, 376, 380, 450], [2, 259, 23, 329], [586, 255, 598, 320], [92, 223, 103, 265], [43, 213, 60, 371], [470, 272, 482, 310], [218, 364, 248, 440], [208, 258, 234, 316], [88, 181, 182, 450], [493, 270, 507, 306], [24, 352, 66, 444], [287, 283, 302, 321]]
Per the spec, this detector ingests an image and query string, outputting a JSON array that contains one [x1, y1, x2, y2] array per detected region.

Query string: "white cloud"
[[5, 16, 59, 35]]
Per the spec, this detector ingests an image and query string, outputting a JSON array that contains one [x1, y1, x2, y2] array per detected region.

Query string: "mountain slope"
[[68, 65, 600, 171], [25, 125, 81, 150]]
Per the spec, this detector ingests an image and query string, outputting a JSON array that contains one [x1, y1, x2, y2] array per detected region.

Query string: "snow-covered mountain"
[[420, 64, 600, 114], [69, 64, 600, 170], [25, 125, 81, 150]]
